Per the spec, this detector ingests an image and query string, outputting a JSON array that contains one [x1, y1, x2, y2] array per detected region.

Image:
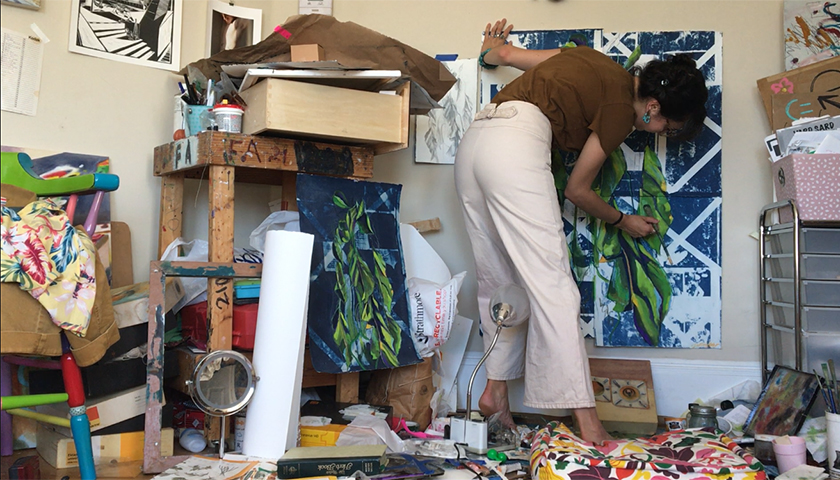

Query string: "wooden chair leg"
[[60, 336, 96, 480]]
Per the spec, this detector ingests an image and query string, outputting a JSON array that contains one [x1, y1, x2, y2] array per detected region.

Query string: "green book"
[[276, 444, 387, 479]]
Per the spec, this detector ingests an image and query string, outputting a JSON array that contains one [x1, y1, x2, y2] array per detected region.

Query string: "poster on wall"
[[479, 29, 723, 349], [68, 0, 182, 71], [206, 0, 262, 57], [784, 0, 840, 70], [414, 58, 479, 164]]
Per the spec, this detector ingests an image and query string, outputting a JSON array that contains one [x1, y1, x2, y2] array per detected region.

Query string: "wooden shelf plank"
[[154, 132, 375, 179]]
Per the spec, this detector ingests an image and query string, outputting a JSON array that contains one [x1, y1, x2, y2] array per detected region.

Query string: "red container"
[[180, 302, 258, 350]]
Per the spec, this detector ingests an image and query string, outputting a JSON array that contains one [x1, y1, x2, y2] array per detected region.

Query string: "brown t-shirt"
[[492, 46, 636, 154]]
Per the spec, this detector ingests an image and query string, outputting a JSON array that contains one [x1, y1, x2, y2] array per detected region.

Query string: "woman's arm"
[[564, 132, 658, 238], [480, 19, 563, 72]]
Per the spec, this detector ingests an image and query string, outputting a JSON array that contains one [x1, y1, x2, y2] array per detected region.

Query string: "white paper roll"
[[242, 230, 314, 459]]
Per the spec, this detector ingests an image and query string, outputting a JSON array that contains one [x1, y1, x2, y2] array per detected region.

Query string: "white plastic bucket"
[[214, 104, 244, 133], [828, 410, 839, 480]]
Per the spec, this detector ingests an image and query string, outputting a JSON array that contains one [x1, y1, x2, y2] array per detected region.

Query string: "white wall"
[[1, 0, 782, 409]]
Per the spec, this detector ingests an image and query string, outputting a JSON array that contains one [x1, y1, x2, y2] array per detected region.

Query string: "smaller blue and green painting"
[[297, 173, 421, 373]]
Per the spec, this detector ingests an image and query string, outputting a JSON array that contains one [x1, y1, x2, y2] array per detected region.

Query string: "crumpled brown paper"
[[184, 14, 456, 103]]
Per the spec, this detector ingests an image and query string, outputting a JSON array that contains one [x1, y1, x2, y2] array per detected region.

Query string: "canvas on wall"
[[784, 1, 840, 70], [69, 0, 182, 71], [480, 30, 723, 348], [414, 58, 479, 164], [206, 0, 262, 58], [296, 174, 421, 374]]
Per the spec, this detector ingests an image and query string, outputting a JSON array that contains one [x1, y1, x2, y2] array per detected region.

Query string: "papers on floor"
[[766, 115, 840, 161]]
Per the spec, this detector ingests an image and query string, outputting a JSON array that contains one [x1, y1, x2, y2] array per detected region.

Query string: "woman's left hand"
[[483, 18, 513, 52]]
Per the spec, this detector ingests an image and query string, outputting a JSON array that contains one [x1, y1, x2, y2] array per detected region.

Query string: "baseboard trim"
[[455, 353, 762, 418]]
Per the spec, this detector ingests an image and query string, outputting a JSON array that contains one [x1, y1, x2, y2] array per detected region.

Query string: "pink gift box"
[[771, 154, 840, 222]]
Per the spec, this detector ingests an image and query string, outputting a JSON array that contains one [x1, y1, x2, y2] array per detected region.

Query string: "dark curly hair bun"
[[637, 53, 709, 140]]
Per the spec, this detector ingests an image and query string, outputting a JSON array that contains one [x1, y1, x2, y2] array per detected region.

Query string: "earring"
[[642, 111, 651, 124]]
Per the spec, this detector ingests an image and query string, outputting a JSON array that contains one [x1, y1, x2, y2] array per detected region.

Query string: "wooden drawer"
[[239, 79, 409, 155]]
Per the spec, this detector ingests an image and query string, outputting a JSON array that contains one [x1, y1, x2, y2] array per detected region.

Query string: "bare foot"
[[574, 407, 613, 445], [478, 379, 516, 429]]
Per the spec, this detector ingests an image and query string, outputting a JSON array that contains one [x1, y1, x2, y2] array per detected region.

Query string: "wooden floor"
[[0, 448, 154, 480]]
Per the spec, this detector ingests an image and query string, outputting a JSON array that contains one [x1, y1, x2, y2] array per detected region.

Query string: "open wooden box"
[[238, 79, 410, 155]]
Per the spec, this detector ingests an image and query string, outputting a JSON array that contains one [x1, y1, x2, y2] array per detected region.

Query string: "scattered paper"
[[151, 455, 262, 480], [1, 27, 45, 116]]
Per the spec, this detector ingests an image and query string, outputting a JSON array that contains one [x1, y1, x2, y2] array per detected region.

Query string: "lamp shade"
[[489, 284, 530, 328]]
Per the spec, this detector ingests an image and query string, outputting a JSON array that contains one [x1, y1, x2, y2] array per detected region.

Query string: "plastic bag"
[[408, 272, 465, 358], [160, 238, 209, 313], [249, 211, 300, 252]]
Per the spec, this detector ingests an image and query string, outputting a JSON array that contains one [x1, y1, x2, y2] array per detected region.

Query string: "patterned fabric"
[[531, 422, 766, 480], [1, 198, 96, 336]]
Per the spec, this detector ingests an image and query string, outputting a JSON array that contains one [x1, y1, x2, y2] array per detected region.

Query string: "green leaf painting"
[[296, 174, 420, 374], [553, 146, 674, 347], [331, 192, 404, 368]]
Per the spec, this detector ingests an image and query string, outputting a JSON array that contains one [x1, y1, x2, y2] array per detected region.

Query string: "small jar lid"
[[213, 103, 244, 111], [690, 405, 716, 416]]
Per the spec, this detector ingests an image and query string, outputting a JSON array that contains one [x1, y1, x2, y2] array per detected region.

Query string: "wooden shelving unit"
[[143, 131, 377, 473]]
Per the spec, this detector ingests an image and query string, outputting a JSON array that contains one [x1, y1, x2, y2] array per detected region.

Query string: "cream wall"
[[1, 0, 780, 384]]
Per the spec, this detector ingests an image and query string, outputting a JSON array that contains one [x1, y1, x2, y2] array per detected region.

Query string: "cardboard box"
[[239, 78, 410, 153], [111, 278, 185, 328], [771, 93, 840, 130], [291, 44, 325, 62], [36, 424, 174, 469], [300, 424, 346, 447], [756, 56, 840, 126], [36, 385, 153, 433], [772, 153, 840, 221]]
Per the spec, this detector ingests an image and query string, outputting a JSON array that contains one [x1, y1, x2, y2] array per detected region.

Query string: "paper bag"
[[186, 14, 456, 105], [756, 56, 840, 126], [366, 357, 434, 431]]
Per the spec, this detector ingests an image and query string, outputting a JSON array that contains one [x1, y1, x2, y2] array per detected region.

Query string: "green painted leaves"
[[552, 145, 674, 346], [331, 192, 402, 369]]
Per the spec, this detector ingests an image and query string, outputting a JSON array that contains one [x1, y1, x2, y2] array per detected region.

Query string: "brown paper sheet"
[[185, 14, 456, 103]]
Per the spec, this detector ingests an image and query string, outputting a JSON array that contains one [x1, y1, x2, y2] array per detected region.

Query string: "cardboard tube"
[[242, 230, 314, 459]]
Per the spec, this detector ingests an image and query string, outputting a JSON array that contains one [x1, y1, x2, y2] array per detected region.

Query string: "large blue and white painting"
[[479, 30, 723, 348]]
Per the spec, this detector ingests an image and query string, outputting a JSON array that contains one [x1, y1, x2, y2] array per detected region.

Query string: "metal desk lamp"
[[451, 284, 530, 453]]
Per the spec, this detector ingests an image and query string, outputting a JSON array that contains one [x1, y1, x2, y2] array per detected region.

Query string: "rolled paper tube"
[[242, 230, 314, 458]]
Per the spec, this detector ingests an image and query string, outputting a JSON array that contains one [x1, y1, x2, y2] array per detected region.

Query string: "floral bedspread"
[[531, 422, 766, 480], [1, 198, 96, 336]]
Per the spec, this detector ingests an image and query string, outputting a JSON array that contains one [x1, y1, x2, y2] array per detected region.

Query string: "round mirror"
[[186, 350, 258, 457], [189, 350, 257, 415]]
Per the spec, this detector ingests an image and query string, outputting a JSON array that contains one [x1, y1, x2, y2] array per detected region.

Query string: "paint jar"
[[185, 105, 212, 136], [772, 436, 807, 474], [213, 102, 244, 133], [686, 404, 718, 429], [234, 412, 246, 452]]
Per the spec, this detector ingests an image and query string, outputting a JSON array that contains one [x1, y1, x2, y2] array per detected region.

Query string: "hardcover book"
[[277, 444, 387, 479]]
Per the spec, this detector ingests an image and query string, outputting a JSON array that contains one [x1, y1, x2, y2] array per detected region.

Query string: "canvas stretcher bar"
[[144, 261, 262, 474]]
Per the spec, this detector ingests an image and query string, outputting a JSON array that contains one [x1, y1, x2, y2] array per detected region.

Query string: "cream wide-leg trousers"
[[454, 101, 595, 409]]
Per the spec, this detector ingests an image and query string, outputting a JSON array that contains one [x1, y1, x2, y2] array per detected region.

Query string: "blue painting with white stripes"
[[479, 30, 723, 348], [297, 174, 421, 372]]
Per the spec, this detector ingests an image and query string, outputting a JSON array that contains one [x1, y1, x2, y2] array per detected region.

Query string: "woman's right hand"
[[618, 214, 659, 238], [482, 18, 513, 52]]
